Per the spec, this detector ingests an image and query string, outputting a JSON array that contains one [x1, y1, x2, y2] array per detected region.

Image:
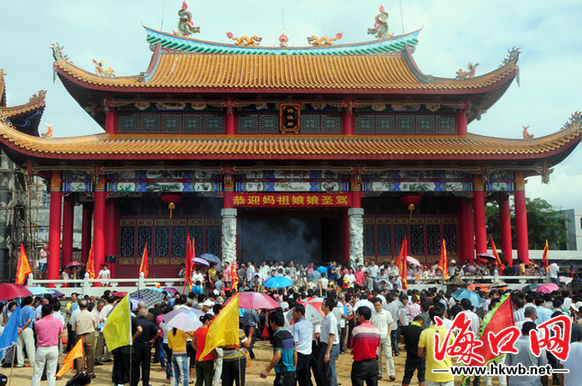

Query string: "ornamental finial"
[[522, 125, 534, 140], [173, 1, 200, 37], [560, 111, 582, 131], [278, 33, 289, 47], [225, 32, 262, 46], [41, 124, 54, 139], [92, 59, 115, 77], [367, 5, 392, 39], [455, 62, 479, 80], [50, 42, 72, 64], [307, 33, 343, 47], [500, 46, 521, 67]]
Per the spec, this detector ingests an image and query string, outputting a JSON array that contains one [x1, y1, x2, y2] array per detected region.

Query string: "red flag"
[[184, 237, 193, 292], [139, 242, 149, 278], [396, 236, 408, 290], [438, 239, 448, 280], [15, 244, 32, 285], [491, 237, 503, 268], [86, 241, 96, 279], [230, 262, 239, 291], [542, 239, 549, 269]]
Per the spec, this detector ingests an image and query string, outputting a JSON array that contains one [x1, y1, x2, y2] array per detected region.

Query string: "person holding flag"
[[31, 304, 64, 386]]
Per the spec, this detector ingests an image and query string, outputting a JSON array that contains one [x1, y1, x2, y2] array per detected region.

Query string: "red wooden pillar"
[[81, 204, 93, 263], [498, 193, 513, 266], [93, 175, 106, 275], [473, 174, 487, 258], [514, 171, 530, 264], [105, 199, 118, 277], [105, 109, 117, 134], [47, 171, 62, 285], [225, 104, 236, 135], [61, 195, 74, 269], [343, 111, 354, 135], [456, 110, 467, 136], [457, 198, 470, 264]]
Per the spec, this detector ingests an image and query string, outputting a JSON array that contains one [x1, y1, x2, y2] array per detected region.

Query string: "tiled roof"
[[1, 92, 46, 118], [1, 119, 579, 161], [54, 45, 518, 92]]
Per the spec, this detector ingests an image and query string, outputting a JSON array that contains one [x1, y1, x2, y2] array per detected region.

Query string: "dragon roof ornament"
[[226, 32, 262, 47], [173, 1, 200, 38], [50, 42, 72, 64], [500, 46, 521, 67], [307, 33, 343, 47], [455, 62, 479, 80], [560, 111, 582, 131], [368, 5, 392, 39]]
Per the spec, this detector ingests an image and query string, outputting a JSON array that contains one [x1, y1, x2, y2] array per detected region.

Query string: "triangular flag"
[[491, 237, 503, 268], [184, 236, 192, 292], [199, 293, 240, 359], [139, 242, 149, 278], [102, 295, 132, 352], [15, 244, 32, 285], [542, 239, 549, 269], [397, 236, 408, 290], [55, 337, 84, 377], [438, 239, 448, 281], [0, 299, 20, 362], [86, 241, 96, 279]]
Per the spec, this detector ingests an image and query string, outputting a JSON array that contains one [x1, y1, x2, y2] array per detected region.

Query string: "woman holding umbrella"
[[192, 314, 216, 386]]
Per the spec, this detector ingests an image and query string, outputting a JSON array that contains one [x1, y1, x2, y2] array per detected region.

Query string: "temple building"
[[1, 7, 581, 280]]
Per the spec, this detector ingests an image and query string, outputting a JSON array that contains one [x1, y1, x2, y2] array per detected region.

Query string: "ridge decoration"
[[500, 46, 521, 67], [226, 32, 262, 47], [50, 42, 72, 63], [307, 33, 343, 47], [456, 62, 479, 80], [522, 125, 534, 140], [173, 1, 200, 37], [92, 59, 115, 77], [368, 5, 392, 39], [560, 111, 582, 131]]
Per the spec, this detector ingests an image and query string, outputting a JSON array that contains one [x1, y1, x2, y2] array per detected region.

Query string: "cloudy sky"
[[1, 1, 581, 208]]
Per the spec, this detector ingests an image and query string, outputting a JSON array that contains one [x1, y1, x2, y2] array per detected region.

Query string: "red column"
[[93, 175, 106, 274], [458, 198, 470, 264], [61, 195, 74, 269], [343, 111, 354, 135], [47, 171, 62, 285], [456, 110, 467, 136], [514, 171, 529, 264], [106, 199, 118, 278], [105, 109, 117, 134], [498, 193, 513, 265], [81, 204, 93, 263], [226, 110, 236, 135], [473, 175, 487, 258]]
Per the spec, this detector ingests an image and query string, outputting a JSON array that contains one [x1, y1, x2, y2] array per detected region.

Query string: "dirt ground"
[[5, 341, 501, 386]]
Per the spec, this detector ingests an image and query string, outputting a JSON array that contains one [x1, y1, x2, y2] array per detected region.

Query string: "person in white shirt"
[[344, 268, 356, 287], [367, 261, 379, 280], [97, 264, 111, 287], [548, 262, 559, 285], [371, 298, 395, 381], [319, 297, 339, 386], [459, 298, 482, 386]]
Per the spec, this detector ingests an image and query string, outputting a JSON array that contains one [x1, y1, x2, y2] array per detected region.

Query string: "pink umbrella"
[[536, 283, 560, 294], [407, 256, 421, 266], [164, 287, 178, 295], [237, 292, 281, 309], [298, 297, 325, 324]]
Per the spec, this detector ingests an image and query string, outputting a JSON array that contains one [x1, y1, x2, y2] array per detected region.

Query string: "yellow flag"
[[55, 337, 84, 377], [199, 293, 240, 359], [102, 295, 131, 351]]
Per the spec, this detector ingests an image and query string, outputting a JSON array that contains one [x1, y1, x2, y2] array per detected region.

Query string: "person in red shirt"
[[31, 303, 64, 386], [350, 306, 381, 386], [192, 314, 216, 386]]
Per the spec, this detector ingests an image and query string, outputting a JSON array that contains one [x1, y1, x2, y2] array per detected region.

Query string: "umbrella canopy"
[[238, 292, 280, 309], [536, 283, 560, 294], [164, 287, 178, 295], [489, 282, 508, 288], [192, 257, 209, 266], [354, 299, 375, 313], [199, 253, 221, 264], [406, 256, 421, 267], [0, 283, 32, 301], [128, 288, 166, 307], [26, 286, 51, 296], [452, 288, 483, 307], [263, 276, 293, 288], [298, 297, 325, 324], [477, 253, 496, 260], [521, 283, 542, 292], [130, 298, 146, 310], [64, 261, 85, 269], [47, 289, 65, 297], [163, 308, 204, 332], [112, 291, 128, 297]]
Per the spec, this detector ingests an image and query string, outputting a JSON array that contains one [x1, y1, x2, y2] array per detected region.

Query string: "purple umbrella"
[[130, 298, 146, 310], [164, 287, 178, 295], [192, 257, 209, 266]]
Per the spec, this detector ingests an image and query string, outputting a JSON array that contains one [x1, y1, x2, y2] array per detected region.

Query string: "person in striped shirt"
[[350, 306, 381, 386]]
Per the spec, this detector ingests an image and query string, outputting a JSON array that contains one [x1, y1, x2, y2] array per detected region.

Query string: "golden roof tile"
[[0, 119, 579, 161]]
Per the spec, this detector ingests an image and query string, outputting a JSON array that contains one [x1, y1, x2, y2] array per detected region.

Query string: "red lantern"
[[400, 193, 422, 219], [161, 193, 183, 219]]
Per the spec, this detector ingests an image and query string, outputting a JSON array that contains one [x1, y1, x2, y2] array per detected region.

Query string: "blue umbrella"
[[199, 253, 221, 264], [263, 276, 293, 288], [452, 288, 483, 307], [26, 286, 51, 296]]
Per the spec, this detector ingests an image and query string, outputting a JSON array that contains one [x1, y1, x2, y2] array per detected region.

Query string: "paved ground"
[[4, 341, 501, 386]]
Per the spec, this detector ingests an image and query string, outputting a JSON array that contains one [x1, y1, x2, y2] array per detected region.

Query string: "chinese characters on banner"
[[433, 313, 572, 366], [230, 193, 352, 208]]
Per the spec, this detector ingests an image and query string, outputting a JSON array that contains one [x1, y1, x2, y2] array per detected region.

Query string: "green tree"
[[485, 197, 568, 250]]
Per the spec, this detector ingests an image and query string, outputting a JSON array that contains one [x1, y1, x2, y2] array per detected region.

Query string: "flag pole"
[[8, 342, 15, 386]]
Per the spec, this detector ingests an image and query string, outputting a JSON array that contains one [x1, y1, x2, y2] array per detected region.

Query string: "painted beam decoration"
[[229, 193, 352, 207]]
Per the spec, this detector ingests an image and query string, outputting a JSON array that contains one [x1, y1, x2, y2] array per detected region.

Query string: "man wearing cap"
[[447, 260, 457, 278], [201, 299, 214, 315]]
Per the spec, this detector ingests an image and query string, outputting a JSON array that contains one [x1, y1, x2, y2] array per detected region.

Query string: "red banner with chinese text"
[[229, 193, 352, 208]]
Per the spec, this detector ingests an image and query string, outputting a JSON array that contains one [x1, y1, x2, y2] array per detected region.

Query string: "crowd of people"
[[1, 257, 580, 386]]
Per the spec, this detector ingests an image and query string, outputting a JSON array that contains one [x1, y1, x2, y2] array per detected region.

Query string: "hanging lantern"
[[400, 193, 422, 220], [161, 193, 182, 219]]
